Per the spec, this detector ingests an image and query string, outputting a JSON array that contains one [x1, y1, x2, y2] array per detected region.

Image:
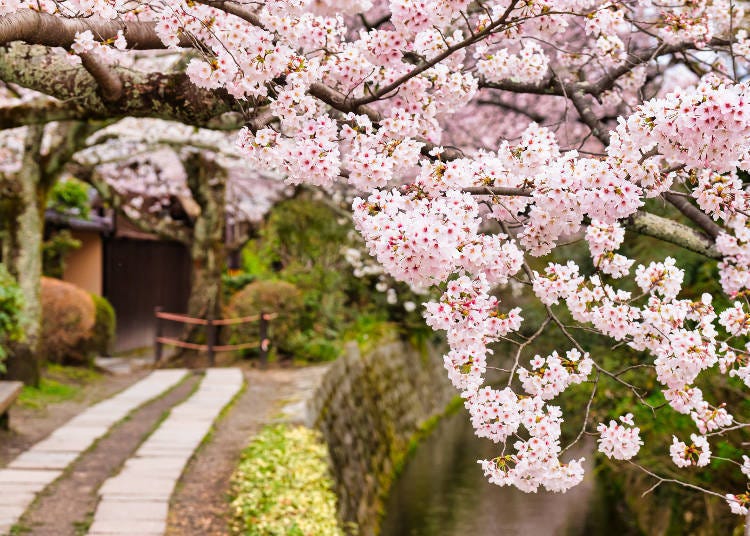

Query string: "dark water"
[[381, 411, 614, 536]]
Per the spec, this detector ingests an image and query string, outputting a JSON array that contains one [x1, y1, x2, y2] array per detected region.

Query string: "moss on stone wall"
[[309, 340, 454, 536]]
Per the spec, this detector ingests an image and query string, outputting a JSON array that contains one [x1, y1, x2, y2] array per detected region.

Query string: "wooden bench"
[[0, 381, 23, 430]]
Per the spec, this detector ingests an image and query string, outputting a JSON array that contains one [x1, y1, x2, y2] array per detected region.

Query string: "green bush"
[[47, 177, 90, 218], [90, 294, 116, 356], [229, 424, 344, 536], [42, 229, 81, 278], [224, 280, 304, 358], [234, 195, 436, 363], [0, 264, 24, 372], [258, 198, 351, 273], [223, 271, 256, 299], [287, 332, 342, 363]]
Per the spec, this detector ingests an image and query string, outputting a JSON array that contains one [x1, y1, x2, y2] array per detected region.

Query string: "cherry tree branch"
[[0, 10, 190, 49], [561, 370, 599, 454], [0, 43, 244, 129], [568, 86, 610, 145], [0, 97, 85, 128], [626, 210, 721, 259], [628, 461, 727, 500], [79, 53, 123, 103], [662, 191, 723, 240], [466, 186, 721, 259], [475, 97, 547, 123], [193, 0, 262, 27], [352, 0, 523, 107]]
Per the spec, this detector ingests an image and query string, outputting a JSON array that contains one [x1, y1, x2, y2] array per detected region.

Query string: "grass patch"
[[46, 363, 101, 384], [73, 511, 94, 536], [18, 364, 102, 409], [18, 378, 80, 409], [229, 424, 344, 536]]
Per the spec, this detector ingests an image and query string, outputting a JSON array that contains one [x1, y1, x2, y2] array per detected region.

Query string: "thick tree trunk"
[[2, 126, 44, 385], [183, 154, 227, 347]]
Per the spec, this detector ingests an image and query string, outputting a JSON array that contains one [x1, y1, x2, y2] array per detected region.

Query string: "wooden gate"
[[103, 238, 191, 352]]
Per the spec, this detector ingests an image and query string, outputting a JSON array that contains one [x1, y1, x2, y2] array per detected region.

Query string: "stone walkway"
[[0, 370, 188, 535], [88, 368, 244, 536]]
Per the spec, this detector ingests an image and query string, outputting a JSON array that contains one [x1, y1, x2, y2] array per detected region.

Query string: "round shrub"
[[223, 280, 303, 357], [40, 277, 95, 365]]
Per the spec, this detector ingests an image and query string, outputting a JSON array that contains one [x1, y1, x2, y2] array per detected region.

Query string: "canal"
[[381, 410, 618, 536]]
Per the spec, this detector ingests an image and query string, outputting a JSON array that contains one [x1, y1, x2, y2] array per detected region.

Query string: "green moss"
[[17, 364, 101, 409], [18, 378, 79, 409], [229, 424, 344, 536], [45, 363, 101, 384], [395, 395, 463, 477]]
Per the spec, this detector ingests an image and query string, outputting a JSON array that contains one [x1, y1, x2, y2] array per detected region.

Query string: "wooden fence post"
[[207, 316, 216, 367], [154, 306, 163, 363], [259, 311, 269, 367]]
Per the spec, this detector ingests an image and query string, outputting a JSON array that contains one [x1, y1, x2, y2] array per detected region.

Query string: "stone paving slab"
[[88, 518, 166, 534], [8, 451, 80, 470], [94, 500, 168, 521], [0, 504, 28, 528], [0, 489, 35, 506], [99, 477, 177, 497], [0, 369, 188, 534], [0, 469, 61, 485], [88, 368, 243, 536]]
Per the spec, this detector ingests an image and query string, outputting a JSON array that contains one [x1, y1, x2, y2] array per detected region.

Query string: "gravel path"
[[166, 366, 329, 536], [0, 373, 147, 468], [18, 374, 199, 536], [0, 364, 329, 536]]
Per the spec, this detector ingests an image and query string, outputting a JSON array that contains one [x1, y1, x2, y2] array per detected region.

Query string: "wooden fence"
[[154, 307, 277, 366]]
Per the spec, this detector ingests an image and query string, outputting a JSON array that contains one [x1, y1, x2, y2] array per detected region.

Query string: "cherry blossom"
[[597, 414, 644, 461], [670, 434, 712, 468], [3, 0, 750, 520]]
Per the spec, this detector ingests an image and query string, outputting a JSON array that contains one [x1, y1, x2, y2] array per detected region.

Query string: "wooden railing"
[[154, 307, 277, 365]]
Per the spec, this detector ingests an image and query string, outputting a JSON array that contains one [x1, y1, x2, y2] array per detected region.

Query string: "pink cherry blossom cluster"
[[518, 348, 593, 400], [670, 434, 712, 468], [585, 220, 634, 278], [596, 413, 643, 461], [423, 274, 521, 392], [478, 402, 586, 493], [7, 0, 750, 515]]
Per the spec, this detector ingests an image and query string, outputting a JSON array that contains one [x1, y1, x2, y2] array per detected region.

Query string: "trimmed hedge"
[[229, 424, 343, 536], [223, 280, 304, 358], [40, 278, 116, 365]]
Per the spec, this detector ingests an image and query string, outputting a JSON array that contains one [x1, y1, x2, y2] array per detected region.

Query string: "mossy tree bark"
[[2, 125, 44, 385], [1, 122, 102, 384], [183, 153, 227, 344]]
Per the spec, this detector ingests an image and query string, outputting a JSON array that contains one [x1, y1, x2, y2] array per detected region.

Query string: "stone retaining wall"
[[307, 339, 454, 536]]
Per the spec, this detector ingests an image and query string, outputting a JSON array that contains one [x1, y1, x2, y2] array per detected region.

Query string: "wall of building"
[[62, 230, 102, 295], [308, 339, 454, 536]]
